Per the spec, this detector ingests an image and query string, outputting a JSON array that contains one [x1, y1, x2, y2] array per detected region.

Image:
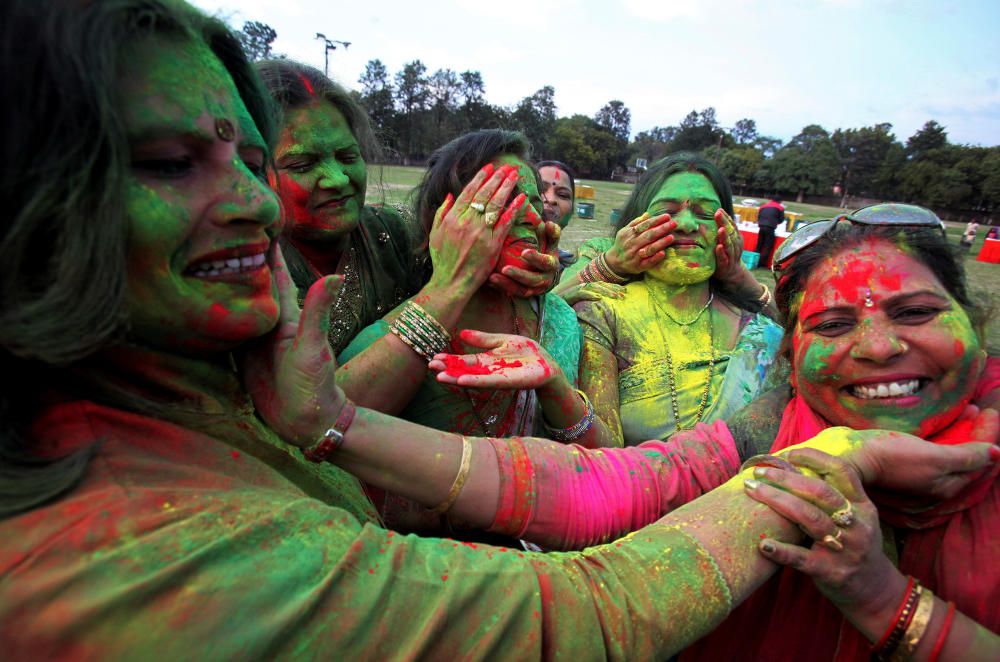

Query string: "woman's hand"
[[712, 208, 746, 282], [604, 212, 677, 275], [242, 246, 344, 447], [797, 409, 1000, 500], [745, 453, 905, 616], [489, 216, 561, 297], [427, 163, 522, 296], [428, 329, 560, 390], [558, 280, 626, 306]]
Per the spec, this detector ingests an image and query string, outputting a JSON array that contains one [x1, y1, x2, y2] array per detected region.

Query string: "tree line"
[[237, 21, 1000, 216]]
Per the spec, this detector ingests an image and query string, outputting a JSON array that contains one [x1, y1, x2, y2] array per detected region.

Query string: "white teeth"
[[851, 379, 921, 400], [189, 252, 267, 278]]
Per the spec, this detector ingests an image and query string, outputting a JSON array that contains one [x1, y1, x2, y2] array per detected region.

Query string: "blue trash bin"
[[576, 202, 595, 219], [741, 251, 760, 270]]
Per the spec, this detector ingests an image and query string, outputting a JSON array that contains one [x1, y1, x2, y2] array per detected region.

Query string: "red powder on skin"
[[298, 73, 315, 96], [441, 354, 523, 377], [230, 451, 240, 459], [686, 262, 700, 268], [954, 339, 965, 357]]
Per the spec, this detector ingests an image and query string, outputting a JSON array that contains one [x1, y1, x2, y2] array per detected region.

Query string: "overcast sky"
[[191, 0, 1000, 147]]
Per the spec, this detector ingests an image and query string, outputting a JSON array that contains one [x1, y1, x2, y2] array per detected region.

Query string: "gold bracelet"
[[757, 283, 772, 308], [429, 436, 472, 515], [890, 586, 936, 661]]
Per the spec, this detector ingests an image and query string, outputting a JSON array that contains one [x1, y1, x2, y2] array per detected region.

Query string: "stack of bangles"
[[543, 389, 595, 442], [871, 576, 954, 662], [757, 283, 772, 309], [389, 301, 451, 361], [579, 252, 629, 285]]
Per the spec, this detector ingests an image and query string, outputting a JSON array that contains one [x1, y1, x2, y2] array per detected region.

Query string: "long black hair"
[[0, 0, 274, 517]]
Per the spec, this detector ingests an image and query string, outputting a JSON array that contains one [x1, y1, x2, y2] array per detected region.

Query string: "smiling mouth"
[[315, 196, 352, 210], [847, 378, 926, 400], [187, 251, 268, 278]]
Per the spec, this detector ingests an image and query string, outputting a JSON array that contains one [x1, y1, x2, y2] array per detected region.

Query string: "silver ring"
[[484, 211, 500, 227], [831, 504, 855, 528], [470, 202, 486, 213]]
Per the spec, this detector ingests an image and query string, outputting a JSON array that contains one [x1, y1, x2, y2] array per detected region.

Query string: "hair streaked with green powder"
[[0, 0, 275, 517]]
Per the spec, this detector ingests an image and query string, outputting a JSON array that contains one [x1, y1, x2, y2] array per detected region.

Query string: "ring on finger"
[[821, 528, 845, 552], [484, 210, 500, 227], [631, 225, 640, 237], [470, 202, 486, 213], [831, 504, 855, 528]]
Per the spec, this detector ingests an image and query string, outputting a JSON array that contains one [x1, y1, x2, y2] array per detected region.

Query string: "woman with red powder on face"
[[256, 62, 562, 418]]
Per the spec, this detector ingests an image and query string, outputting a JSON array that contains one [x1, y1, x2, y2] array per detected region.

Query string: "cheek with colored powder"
[[276, 174, 312, 228]]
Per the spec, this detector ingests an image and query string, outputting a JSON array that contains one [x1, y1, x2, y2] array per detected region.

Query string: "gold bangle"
[[430, 436, 472, 515], [890, 587, 936, 661], [757, 283, 772, 308]]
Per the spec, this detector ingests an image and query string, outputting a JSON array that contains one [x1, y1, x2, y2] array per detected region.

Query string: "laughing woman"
[[0, 3, 893, 658]]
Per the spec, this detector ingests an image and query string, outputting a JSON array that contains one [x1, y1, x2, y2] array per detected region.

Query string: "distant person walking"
[[961, 219, 980, 252], [756, 196, 785, 268]]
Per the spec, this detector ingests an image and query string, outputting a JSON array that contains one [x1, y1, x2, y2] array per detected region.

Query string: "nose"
[[316, 159, 350, 190], [849, 322, 907, 363], [212, 161, 280, 230], [673, 206, 700, 233]]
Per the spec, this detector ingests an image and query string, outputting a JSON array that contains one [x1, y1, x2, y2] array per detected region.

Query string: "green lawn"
[[369, 165, 1000, 354]]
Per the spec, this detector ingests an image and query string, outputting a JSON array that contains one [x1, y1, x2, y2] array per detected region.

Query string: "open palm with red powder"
[[429, 329, 559, 390]]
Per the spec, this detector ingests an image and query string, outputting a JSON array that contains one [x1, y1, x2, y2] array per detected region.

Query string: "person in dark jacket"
[[756, 196, 785, 268]]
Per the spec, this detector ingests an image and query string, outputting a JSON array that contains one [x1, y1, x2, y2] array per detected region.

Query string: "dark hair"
[[256, 59, 384, 165], [774, 224, 986, 363], [772, 195, 783, 204], [0, 0, 273, 517], [615, 152, 754, 310], [536, 160, 576, 198], [414, 129, 533, 251]]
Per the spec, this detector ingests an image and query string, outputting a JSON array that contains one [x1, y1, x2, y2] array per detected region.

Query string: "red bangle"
[[875, 577, 914, 650], [874, 577, 922, 659], [928, 601, 956, 662], [302, 401, 357, 463]]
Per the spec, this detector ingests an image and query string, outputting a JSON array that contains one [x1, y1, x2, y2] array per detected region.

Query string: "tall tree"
[[770, 124, 840, 202], [906, 120, 948, 160], [548, 115, 619, 177], [358, 59, 395, 143], [594, 100, 631, 142], [732, 118, 758, 145], [513, 86, 557, 156], [670, 107, 721, 152], [394, 61, 430, 160], [238, 21, 277, 61], [459, 71, 485, 105], [832, 123, 898, 204]]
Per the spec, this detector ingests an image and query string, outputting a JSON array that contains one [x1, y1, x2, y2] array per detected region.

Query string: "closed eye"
[[132, 157, 193, 178]]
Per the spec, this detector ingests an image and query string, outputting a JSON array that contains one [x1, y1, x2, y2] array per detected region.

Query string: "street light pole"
[[315, 33, 351, 77]]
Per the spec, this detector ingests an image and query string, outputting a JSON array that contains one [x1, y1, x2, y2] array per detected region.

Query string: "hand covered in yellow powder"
[[604, 212, 677, 275]]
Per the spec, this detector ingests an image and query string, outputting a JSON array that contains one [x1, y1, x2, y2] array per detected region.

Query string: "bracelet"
[[543, 389, 595, 442], [927, 601, 955, 662], [429, 436, 473, 515], [578, 260, 600, 284], [874, 578, 921, 660], [891, 586, 935, 661], [301, 400, 357, 463], [594, 252, 630, 284], [390, 301, 451, 361], [739, 453, 802, 474], [757, 283, 772, 308]]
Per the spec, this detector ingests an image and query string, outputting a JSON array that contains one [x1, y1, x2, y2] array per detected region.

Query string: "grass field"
[[369, 165, 999, 353]]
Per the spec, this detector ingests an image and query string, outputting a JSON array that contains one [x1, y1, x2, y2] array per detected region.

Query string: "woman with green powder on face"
[[2, 1, 996, 659], [256, 61, 564, 419]]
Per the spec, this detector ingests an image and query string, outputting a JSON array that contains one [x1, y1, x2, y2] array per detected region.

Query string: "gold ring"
[[831, 504, 855, 528], [470, 202, 486, 213], [631, 225, 640, 237], [484, 211, 500, 227], [821, 528, 845, 552]]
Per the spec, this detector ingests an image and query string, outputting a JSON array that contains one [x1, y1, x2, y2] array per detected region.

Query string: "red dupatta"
[[684, 358, 1000, 661]]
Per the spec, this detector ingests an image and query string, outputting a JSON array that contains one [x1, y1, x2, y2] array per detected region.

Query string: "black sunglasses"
[[771, 203, 946, 276]]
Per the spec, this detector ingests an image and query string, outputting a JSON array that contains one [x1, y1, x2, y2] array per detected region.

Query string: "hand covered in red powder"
[[242, 245, 345, 447], [489, 218, 561, 297], [428, 329, 559, 390]]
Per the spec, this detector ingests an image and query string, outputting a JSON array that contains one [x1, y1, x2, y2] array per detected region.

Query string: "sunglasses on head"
[[771, 203, 946, 277]]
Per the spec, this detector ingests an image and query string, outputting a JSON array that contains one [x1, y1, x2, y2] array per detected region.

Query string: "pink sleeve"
[[487, 420, 741, 551]]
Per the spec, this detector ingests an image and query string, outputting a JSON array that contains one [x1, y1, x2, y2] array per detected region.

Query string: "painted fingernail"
[[760, 540, 776, 554], [481, 163, 495, 177], [753, 467, 769, 479], [744, 478, 760, 490]]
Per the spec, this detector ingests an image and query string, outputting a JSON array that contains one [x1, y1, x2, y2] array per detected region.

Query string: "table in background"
[[977, 238, 1000, 263], [733, 206, 803, 232], [739, 224, 789, 267]]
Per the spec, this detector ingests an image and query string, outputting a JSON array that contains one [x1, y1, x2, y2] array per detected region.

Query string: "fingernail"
[[744, 478, 759, 490], [481, 163, 495, 176], [760, 540, 775, 554], [753, 467, 769, 479], [990, 446, 1000, 462]]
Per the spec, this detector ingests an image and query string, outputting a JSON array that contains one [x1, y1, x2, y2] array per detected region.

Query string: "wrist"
[[603, 250, 635, 276]]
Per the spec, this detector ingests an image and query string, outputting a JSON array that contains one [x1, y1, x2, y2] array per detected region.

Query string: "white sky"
[[191, 0, 1000, 147]]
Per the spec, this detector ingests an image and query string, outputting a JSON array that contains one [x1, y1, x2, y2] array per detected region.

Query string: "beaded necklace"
[[647, 285, 716, 433]]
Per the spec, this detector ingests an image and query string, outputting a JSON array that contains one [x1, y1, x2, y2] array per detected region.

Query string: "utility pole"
[[315, 33, 350, 77]]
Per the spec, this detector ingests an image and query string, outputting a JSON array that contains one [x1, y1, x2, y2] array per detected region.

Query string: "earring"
[[898, 340, 910, 353], [864, 289, 875, 308]]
